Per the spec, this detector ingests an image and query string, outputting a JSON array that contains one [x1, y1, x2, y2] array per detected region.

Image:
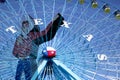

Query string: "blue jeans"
[[15, 58, 31, 80]]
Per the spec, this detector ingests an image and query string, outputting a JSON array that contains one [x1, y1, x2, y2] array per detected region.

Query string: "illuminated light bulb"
[[103, 4, 110, 13], [91, 0, 98, 8], [114, 10, 120, 20], [79, 0, 85, 4]]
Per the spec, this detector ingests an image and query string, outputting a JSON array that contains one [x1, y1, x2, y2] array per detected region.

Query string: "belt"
[[19, 56, 29, 60]]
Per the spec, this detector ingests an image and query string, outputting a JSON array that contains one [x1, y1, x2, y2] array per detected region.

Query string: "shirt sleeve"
[[28, 21, 53, 40]]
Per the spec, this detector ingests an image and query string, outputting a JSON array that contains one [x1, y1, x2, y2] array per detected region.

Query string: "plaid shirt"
[[13, 22, 52, 58]]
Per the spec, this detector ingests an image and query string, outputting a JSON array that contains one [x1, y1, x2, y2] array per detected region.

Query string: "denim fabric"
[[15, 59, 31, 80]]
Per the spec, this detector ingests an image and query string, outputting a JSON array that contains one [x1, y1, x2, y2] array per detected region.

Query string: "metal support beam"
[[31, 59, 47, 80], [53, 60, 81, 80]]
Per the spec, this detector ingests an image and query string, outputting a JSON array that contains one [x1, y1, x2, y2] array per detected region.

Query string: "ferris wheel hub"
[[42, 46, 56, 58]]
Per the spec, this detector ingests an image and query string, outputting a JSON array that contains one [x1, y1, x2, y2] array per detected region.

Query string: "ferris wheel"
[[0, 0, 120, 80]]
